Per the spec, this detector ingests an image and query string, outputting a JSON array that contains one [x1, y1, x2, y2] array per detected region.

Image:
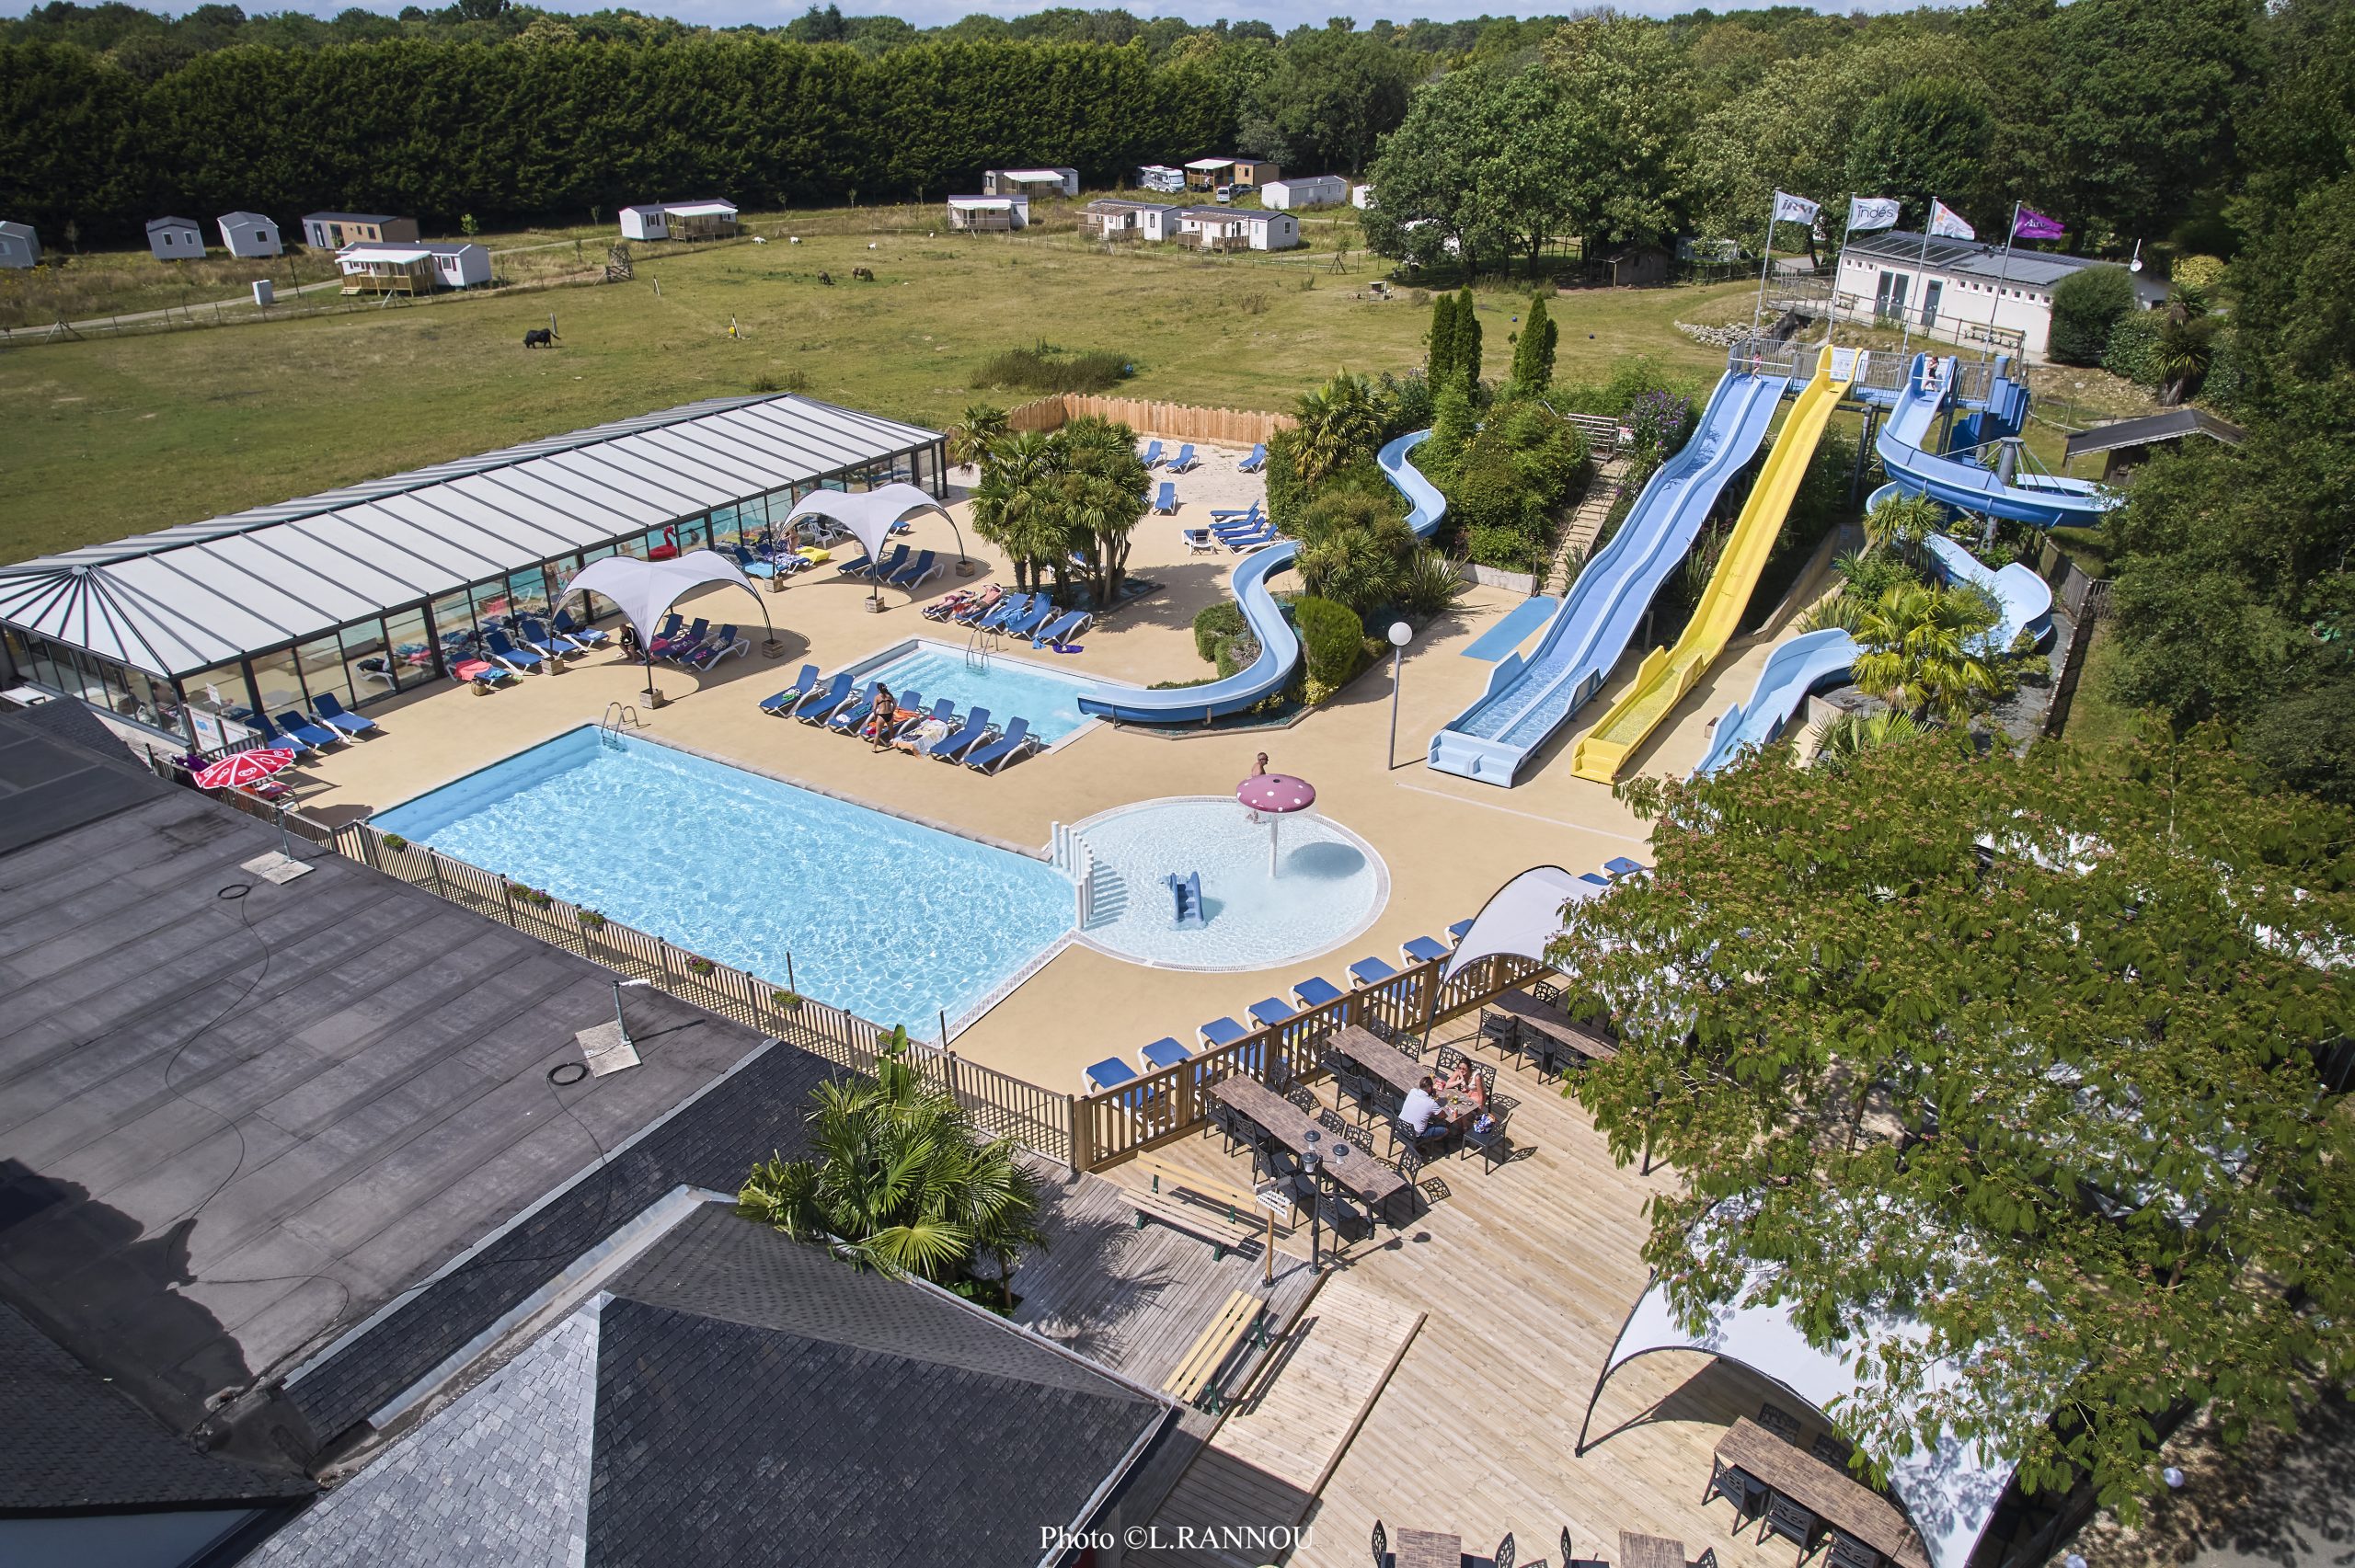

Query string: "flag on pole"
[[1772, 190, 1821, 225], [2013, 206, 2066, 241], [1927, 200, 1976, 240], [1845, 196, 1901, 233]]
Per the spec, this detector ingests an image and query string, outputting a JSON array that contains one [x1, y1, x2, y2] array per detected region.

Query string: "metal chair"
[[1705, 1456, 1765, 1525], [1253, 1139, 1300, 1184], [1758, 1401, 1804, 1442], [1760, 1493, 1823, 1565], [1811, 1433, 1853, 1469], [1826, 1532, 1879, 1568], [1495, 1533, 1517, 1568], [1691, 1551, 1718, 1568], [1372, 1520, 1389, 1568], [1462, 1104, 1514, 1172], [1317, 1107, 1355, 1141], [1285, 1082, 1320, 1116], [1436, 1044, 1467, 1073]]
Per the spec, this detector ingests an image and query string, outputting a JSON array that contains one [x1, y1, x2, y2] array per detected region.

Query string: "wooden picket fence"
[[1006, 393, 1295, 448]]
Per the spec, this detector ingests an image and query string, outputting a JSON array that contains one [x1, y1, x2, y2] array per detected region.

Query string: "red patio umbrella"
[[1237, 772, 1315, 876], [192, 748, 297, 792]]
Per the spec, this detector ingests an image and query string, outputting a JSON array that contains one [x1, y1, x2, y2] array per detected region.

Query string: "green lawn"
[[2061, 619, 2142, 751], [0, 213, 1752, 562]]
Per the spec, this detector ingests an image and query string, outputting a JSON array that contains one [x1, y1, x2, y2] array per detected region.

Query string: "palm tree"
[[1289, 372, 1386, 486], [1051, 417, 1151, 607], [738, 1031, 1044, 1288], [969, 429, 1056, 589], [1812, 708, 1926, 766], [945, 402, 1008, 475], [1848, 581, 2001, 722], [1862, 491, 1942, 552]]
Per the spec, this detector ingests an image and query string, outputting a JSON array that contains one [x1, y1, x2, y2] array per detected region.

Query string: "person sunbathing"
[[895, 716, 952, 756]]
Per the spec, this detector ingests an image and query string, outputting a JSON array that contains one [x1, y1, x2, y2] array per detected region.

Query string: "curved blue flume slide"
[[1690, 626, 1859, 777], [1076, 429, 1445, 723], [1426, 371, 1785, 785], [1877, 353, 2120, 527]]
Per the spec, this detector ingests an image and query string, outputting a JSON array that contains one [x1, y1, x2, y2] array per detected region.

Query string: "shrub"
[[2171, 253, 2226, 297], [1293, 595, 1365, 694], [579, 910, 606, 930], [1467, 524, 1543, 572], [1376, 370, 1433, 439], [1294, 486, 1416, 617], [973, 343, 1132, 395], [2049, 266, 2138, 366], [2102, 308, 2164, 387], [1401, 547, 1472, 617], [379, 832, 407, 852], [1213, 630, 1261, 679], [1192, 601, 1246, 664]]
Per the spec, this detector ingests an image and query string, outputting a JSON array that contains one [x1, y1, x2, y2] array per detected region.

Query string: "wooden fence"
[[150, 757, 1075, 1164], [2037, 536, 2111, 622], [1006, 393, 1296, 448], [1070, 952, 1553, 1171]]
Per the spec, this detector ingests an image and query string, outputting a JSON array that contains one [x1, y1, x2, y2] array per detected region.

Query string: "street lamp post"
[[1300, 1130, 1323, 1270], [1384, 621, 1412, 769]]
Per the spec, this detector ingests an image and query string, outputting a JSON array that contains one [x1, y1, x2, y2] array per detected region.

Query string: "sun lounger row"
[[830, 544, 944, 589], [922, 587, 1092, 647], [1137, 441, 1200, 473], [245, 689, 381, 755], [756, 668, 1045, 773]]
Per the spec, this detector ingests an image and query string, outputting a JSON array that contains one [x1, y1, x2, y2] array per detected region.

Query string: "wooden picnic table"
[[1619, 1530, 1687, 1568], [1393, 1528, 1462, 1568], [1487, 987, 1618, 1064], [1209, 1074, 1410, 1224], [1329, 1024, 1426, 1098], [1716, 1418, 1930, 1568]]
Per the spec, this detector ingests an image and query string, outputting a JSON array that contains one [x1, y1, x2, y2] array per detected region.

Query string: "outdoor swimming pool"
[[372, 727, 1074, 1034], [845, 638, 1109, 746], [1069, 796, 1388, 971]]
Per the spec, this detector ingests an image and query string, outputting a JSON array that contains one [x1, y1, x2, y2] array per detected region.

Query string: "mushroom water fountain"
[[1236, 772, 1315, 876]]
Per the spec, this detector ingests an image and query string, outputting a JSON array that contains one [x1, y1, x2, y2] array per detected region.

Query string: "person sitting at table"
[[1400, 1075, 1444, 1136], [1440, 1058, 1488, 1112]]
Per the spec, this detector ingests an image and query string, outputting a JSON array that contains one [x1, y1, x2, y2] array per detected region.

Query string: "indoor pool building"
[[0, 394, 947, 749]]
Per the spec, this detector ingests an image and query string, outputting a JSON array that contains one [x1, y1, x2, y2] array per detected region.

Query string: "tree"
[[1049, 414, 1152, 608], [739, 1029, 1044, 1288], [1841, 77, 1993, 226], [1455, 286, 1481, 386], [1542, 16, 1693, 252], [944, 402, 1007, 472], [1361, 64, 1506, 274], [1849, 580, 2004, 721], [1552, 724, 2355, 1522], [2048, 265, 2138, 366], [1425, 290, 1461, 389], [1288, 370, 1387, 486], [1509, 292, 1557, 394], [969, 429, 1061, 591], [1809, 707, 1925, 765], [1237, 20, 1422, 175], [1293, 485, 1416, 618]]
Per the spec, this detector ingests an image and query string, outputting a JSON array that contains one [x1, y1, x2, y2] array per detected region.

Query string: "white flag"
[[1846, 196, 1901, 233], [1928, 200, 1976, 240], [1772, 190, 1821, 225]]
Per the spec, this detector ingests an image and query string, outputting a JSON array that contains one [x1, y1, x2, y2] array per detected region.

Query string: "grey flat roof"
[[0, 711, 791, 1461], [1844, 231, 2167, 302], [0, 394, 940, 678], [145, 216, 200, 233], [2064, 407, 2247, 461], [301, 212, 401, 223]]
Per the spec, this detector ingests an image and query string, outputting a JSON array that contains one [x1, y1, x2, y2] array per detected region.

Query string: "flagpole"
[[1826, 207, 1855, 347], [1987, 200, 2021, 345], [1899, 194, 1938, 359], [1750, 197, 1779, 338]]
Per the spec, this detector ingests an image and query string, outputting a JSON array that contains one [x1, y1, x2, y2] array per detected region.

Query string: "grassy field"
[[2059, 620, 2142, 751], [0, 212, 1751, 561]]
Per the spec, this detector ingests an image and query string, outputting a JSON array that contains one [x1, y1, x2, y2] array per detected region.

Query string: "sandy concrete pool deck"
[[284, 441, 1823, 1091]]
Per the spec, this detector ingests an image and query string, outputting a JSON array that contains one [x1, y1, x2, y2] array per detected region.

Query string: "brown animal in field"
[[816, 270, 833, 286], [851, 266, 875, 281]]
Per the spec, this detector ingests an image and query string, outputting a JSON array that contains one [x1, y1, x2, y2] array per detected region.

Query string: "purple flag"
[[2014, 206, 2067, 241]]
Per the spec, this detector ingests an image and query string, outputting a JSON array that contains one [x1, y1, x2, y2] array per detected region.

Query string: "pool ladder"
[[599, 702, 643, 747], [965, 626, 993, 673]]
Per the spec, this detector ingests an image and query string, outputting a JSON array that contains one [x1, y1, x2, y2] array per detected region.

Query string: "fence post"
[[500, 876, 517, 926], [428, 851, 447, 901], [1069, 1093, 1095, 1172]]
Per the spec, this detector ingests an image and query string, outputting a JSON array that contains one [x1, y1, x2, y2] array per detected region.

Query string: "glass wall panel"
[[334, 620, 389, 705], [380, 605, 431, 693], [183, 659, 257, 749], [429, 589, 477, 665], [293, 634, 349, 711], [121, 666, 181, 736], [470, 577, 513, 630], [250, 646, 306, 726], [507, 565, 553, 623]]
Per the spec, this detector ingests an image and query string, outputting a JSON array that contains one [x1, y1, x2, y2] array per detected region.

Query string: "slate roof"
[[145, 216, 200, 234], [1845, 230, 2168, 303], [0, 1299, 312, 1514], [2063, 407, 2246, 461]]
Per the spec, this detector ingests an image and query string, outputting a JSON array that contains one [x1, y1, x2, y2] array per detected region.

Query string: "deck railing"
[[1069, 951, 1552, 1170], [139, 751, 1076, 1164]]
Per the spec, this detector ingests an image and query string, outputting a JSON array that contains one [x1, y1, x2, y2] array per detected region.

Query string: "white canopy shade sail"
[[562, 550, 767, 658], [1581, 1269, 2025, 1568], [1442, 864, 1604, 986], [780, 484, 966, 601]]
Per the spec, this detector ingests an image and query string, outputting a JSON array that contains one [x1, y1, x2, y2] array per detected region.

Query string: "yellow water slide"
[[1570, 345, 1856, 783]]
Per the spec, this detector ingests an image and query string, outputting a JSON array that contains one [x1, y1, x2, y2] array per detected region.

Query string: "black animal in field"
[[851, 266, 875, 281], [816, 270, 833, 286], [523, 327, 557, 349]]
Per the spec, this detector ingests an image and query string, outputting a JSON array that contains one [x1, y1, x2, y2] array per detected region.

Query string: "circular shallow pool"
[[1069, 795, 1388, 972]]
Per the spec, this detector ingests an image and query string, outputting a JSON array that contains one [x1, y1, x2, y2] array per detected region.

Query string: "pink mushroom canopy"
[[1236, 773, 1315, 814]]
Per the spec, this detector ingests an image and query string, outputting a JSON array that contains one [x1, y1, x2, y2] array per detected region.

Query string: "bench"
[[1163, 1288, 1268, 1413], [1125, 1153, 1295, 1265]]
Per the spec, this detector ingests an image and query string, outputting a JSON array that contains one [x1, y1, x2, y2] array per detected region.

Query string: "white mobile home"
[[1834, 229, 2165, 361], [337, 241, 490, 294], [1258, 175, 1348, 212], [1175, 207, 1300, 252], [145, 216, 203, 261], [619, 200, 740, 243], [1351, 184, 1374, 210], [946, 196, 1029, 232], [1082, 199, 1179, 243], [982, 167, 1080, 200], [0, 221, 40, 269], [217, 212, 281, 258]]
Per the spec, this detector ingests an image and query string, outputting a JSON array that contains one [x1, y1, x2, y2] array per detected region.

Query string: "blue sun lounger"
[[1168, 443, 1199, 472], [1033, 610, 1089, 647], [826, 682, 886, 733], [1223, 528, 1277, 553], [1579, 872, 1611, 887], [929, 707, 994, 762], [1347, 956, 1398, 988], [649, 617, 704, 659], [1003, 600, 1055, 639], [832, 552, 873, 578], [484, 628, 545, 673], [897, 697, 956, 748], [554, 610, 610, 647], [1140, 1036, 1191, 1072], [1239, 442, 1267, 473], [962, 716, 1036, 774], [760, 666, 821, 715], [1292, 977, 1342, 1010], [1084, 1057, 1137, 1094], [515, 618, 570, 661], [1246, 997, 1294, 1029], [1401, 935, 1449, 965], [1199, 1016, 1247, 1051], [1212, 510, 1269, 535], [1448, 918, 1475, 946], [794, 672, 855, 725], [976, 594, 1031, 633], [310, 692, 377, 736], [275, 710, 340, 751], [1154, 481, 1178, 515], [1211, 499, 1261, 523], [248, 713, 315, 754], [1139, 440, 1165, 468], [889, 549, 939, 589], [1605, 855, 1648, 878], [866, 544, 912, 582]]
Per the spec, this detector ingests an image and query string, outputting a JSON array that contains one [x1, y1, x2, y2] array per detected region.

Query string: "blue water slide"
[[1426, 372, 1785, 784], [1876, 353, 2119, 527], [1077, 429, 1445, 723], [1690, 626, 1858, 777], [1924, 534, 2053, 649]]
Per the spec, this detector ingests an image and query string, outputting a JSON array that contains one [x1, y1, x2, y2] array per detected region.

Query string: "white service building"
[[1834, 229, 2165, 361], [1258, 175, 1348, 211], [217, 212, 282, 258], [145, 216, 203, 261]]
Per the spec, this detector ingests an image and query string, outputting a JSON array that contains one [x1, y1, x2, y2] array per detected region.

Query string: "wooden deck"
[[1094, 1019, 1847, 1568]]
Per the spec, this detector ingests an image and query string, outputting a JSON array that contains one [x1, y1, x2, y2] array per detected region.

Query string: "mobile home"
[[619, 200, 740, 242], [946, 196, 1029, 232], [145, 216, 203, 261], [1258, 176, 1348, 211], [982, 167, 1080, 200], [217, 212, 281, 258], [301, 212, 419, 249]]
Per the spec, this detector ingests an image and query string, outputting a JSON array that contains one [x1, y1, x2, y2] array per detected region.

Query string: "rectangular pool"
[[844, 637, 1109, 746], [372, 727, 1074, 1034]]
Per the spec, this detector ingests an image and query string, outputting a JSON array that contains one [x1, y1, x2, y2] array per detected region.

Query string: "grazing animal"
[[816, 270, 833, 286], [522, 327, 557, 349], [851, 266, 875, 281]]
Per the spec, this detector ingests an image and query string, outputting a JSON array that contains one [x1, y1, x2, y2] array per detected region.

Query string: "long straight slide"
[[1570, 346, 1856, 784]]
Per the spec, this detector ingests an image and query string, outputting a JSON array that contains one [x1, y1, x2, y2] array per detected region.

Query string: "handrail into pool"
[[1075, 429, 1446, 724]]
